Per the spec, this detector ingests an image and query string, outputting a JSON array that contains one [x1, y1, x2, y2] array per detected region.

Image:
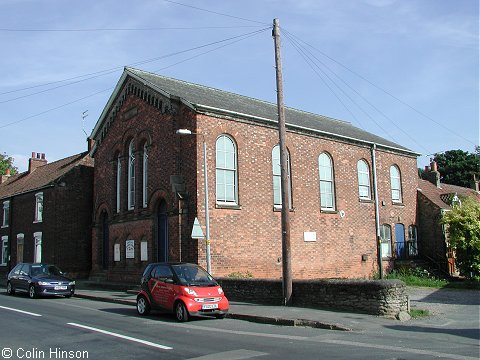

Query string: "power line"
[[285, 31, 476, 147], [0, 27, 271, 103], [161, 0, 269, 25], [0, 25, 264, 32], [0, 27, 270, 129], [283, 29, 431, 154]]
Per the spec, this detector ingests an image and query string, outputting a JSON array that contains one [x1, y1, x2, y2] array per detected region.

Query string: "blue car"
[[6, 263, 75, 299]]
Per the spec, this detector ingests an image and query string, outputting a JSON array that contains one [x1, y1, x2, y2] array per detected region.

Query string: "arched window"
[[390, 165, 402, 203], [272, 145, 292, 209], [128, 140, 135, 210], [216, 135, 237, 205], [318, 152, 335, 210], [143, 143, 149, 208], [357, 159, 371, 200], [380, 224, 392, 258], [116, 155, 121, 213]]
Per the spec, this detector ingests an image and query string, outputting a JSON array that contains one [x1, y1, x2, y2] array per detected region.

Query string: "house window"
[[380, 224, 392, 258], [34, 232, 42, 263], [408, 225, 418, 257], [34, 193, 43, 223], [357, 159, 371, 200], [16, 233, 24, 263], [390, 165, 402, 203], [116, 155, 121, 213], [1, 236, 8, 266], [2, 200, 10, 227], [128, 140, 135, 210], [143, 143, 148, 208], [272, 145, 292, 209], [215, 135, 238, 205], [318, 152, 335, 210]]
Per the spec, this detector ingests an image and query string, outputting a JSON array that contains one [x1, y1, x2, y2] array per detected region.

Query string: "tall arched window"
[[357, 159, 371, 200], [143, 143, 149, 208], [216, 135, 237, 205], [116, 155, 121, 213], [318, 152, 335, 210], [390, 165, 402, 203], [128, 140, 135, 210], [272, 145, 292, 209]]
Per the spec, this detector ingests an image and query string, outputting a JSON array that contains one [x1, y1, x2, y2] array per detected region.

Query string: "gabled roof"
[[0, 152, 93, 200], [417, 179, 480, 210], [92, 67, 418, 156]]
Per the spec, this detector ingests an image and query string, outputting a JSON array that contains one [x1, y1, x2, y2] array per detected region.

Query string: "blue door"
[[395, 224, 405, 259]]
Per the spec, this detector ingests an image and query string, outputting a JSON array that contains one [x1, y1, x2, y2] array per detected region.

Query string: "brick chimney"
[[28, 152, 47, 173], [0, 168, 11, 184], [424, 159, 441, 188]]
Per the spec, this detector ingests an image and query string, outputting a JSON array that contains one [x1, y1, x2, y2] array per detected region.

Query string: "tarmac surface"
[[1, 278, 478, 333]]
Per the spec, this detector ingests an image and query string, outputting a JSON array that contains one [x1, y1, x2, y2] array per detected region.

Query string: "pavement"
[[2, 279, 478, 332]]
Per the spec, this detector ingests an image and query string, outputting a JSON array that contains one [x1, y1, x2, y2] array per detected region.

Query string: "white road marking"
[[67, 322, 173, 350], [0, 305, 42, 317], [188, 349, 268, 360]]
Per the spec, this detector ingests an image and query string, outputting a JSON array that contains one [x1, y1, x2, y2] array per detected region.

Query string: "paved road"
[[0, 290, 478, 360]]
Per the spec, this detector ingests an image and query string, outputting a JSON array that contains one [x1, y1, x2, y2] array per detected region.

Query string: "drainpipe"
[[371, 144, 383, 279]]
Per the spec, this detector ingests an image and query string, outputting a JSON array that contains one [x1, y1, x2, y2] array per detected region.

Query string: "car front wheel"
[[137, 296, 151, 316], [175, 301, 189, 322], [29, 285, 37, 299], [6, 282, 15, 295]]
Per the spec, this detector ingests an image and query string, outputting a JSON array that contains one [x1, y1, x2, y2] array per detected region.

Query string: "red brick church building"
[[89, 67, 418, 282]]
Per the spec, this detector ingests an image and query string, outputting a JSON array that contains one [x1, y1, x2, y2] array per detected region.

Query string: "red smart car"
[[136, 262, 229, 322]]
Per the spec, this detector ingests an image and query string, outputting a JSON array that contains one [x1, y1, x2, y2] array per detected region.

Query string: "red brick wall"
[[92, 77, 418, 281], [194, 115, 418, 279], [91, 79, 198, 281]]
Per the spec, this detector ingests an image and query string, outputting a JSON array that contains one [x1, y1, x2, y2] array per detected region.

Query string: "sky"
[[1, 0, 478, 172]]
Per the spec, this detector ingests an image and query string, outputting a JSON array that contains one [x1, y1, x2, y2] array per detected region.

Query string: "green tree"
[[0, 152, 18, 176], [442, 196, 480, 279], [433, 149, 480, 188]]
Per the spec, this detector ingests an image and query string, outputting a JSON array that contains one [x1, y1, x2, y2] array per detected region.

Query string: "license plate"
[[54, 286, 67, 290], [202, 304, 218, 310]]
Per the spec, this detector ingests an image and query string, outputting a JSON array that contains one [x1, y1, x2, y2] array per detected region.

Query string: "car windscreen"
[[171, 264, 218, 287], [31, 264, 63, 277]]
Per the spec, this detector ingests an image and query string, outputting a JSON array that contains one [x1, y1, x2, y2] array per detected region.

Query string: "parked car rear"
[[6, 263, 75, 299], [136, 262, 229, 322]]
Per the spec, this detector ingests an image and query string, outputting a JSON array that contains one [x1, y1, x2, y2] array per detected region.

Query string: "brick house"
[[417, 162, 480, 275], [0, 152, 94, 279], [89, 67, 419, 282]]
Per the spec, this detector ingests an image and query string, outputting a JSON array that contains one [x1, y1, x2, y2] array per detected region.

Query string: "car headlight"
[[184, 287, 198, 296], [37, 281, 49, 286], [218, 287, 224, 295], [69, 281, 75, 286]]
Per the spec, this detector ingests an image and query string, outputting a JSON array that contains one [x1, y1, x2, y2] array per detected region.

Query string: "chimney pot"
[[431, 161, 438, 172], [6, 168, 10, 176], [31, 152, 35, 158], [41, 153, 45, 160]]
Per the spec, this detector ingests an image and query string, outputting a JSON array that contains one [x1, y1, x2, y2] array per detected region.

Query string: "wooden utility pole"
[[273, 18, 292, 306]]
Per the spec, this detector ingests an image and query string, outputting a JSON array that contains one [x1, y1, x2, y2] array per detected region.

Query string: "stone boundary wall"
[[218, 278, 409, 318]]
